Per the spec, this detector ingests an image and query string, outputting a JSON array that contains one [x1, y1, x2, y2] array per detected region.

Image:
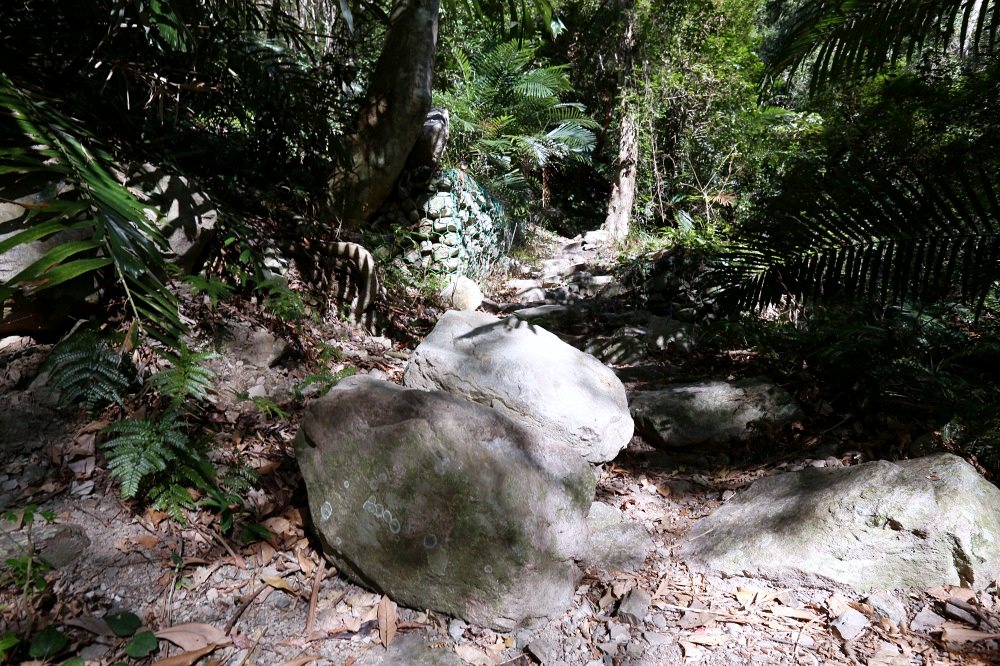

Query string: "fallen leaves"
[[377, 595, 397, 648]]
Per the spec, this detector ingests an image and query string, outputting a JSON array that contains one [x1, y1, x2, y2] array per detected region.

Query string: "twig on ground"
[[226, 584, 268, 635], [305, 559, 326, 635]]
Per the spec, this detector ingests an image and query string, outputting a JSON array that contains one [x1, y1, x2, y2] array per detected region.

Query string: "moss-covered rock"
[[294, 375, 596, 630]]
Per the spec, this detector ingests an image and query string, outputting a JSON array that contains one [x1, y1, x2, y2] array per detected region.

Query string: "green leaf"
[[60, 657, 85, 666], [105, 610, 142, 637], [0, 632, 19, 657], [124, 630, 158, 658], [29, 626, 68, 659]]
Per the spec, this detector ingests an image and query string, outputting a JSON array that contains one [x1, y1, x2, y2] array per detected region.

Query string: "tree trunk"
[[603, 108, 638, 240], [328, 0, 440, 227], [602, 2, 638, 241]]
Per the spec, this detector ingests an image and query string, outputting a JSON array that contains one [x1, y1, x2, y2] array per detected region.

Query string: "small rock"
[[448, 618, 467, 641], [617, 588, 652, 626], [643, 632, 670, 646], [650, 614, 668, 629], [527, 635, 561, 664], [248, 384, 267, 399], [607, 620, 631, 643], [911, 606, 947, 631], [439, 276, 483, 311], [831, 607, 869, 641], [865, 591, 906, 625]]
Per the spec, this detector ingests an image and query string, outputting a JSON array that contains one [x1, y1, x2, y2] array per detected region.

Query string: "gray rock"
[[215, 323, 288, 368], [865, 591, 906, 625], [911, 606, 947, 631], [507, 279, 546, 304], [356, 632, 461, 665], [584, 502, 653, 571], [528, 632, 562, 665], [131, 163, 217, 273], [645, 316, 697, 354], [439, 277, 483, 311], [831, 607, 869, 641], [630, 379, 802, 449], [679, 454, 1000, 592], [295, 376, 596, 630], [403, 311, 633, 463], [617, 588, 652, 626]]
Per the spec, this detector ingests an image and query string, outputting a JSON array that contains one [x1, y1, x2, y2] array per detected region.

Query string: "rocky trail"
[[2, 228, 1000, 666]]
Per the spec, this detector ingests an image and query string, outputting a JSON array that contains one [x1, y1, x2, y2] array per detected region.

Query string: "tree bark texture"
[[603, 109, 638, 240], [602, 3, 638, 241], [329, 0, 440, 227]]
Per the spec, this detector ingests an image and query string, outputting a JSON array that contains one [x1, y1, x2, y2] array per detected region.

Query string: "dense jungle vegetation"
[[3, 0, 1000, 570]]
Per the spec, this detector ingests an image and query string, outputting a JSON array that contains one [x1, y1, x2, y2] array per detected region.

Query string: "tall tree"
[[329, 0, 440, 227]]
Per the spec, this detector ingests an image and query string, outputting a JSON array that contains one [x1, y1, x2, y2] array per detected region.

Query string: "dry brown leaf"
[[377, 595, 397, 648], [135, 535, 159, 550], [679, 641, 704, 659], [734, 587, 761, 607], [261, 575, 297, 594], [156, 623, 231, 651], [454, 643, 494, 665], [827, 593, 851, 616], [765, 606, 821, 622], [65, 616, 114, 636], [685, 627, 728, 646], [277, 656, 320, 666], [150, 644, 220, 666], [940, 621, 1000, 643]]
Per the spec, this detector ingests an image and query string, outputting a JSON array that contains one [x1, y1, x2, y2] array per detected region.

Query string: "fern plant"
[[101, 408, 193, 500], [147, 345, 219, 405], [43, 330, 136, 414]]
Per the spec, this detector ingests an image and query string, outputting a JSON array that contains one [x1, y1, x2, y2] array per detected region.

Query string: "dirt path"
[[1, 231, 995, 665]]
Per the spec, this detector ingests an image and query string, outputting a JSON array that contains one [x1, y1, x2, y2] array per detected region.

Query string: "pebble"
[[865, 591, 906, 625], [448, 618, 467, 641], [650, 614, 668, 629]]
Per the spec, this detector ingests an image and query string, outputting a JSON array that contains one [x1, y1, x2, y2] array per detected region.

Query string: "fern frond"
[[102, 408, 190, 499], [44, 331, 136, 413], [148, 345, 218, 405]]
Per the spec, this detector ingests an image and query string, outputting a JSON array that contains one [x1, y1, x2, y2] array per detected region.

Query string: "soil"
[[2, 229, 999, 666]]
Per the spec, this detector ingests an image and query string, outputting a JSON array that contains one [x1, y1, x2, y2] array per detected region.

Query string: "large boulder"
[[679, 454, 1000, 592], [130, 163, 217, 273], [294, 376, 596, 630], [629, 379, 801, 449], [402, 310, 633, 463]]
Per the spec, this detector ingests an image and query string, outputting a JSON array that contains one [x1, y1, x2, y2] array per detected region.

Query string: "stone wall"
[[375, 168, 514, 280]]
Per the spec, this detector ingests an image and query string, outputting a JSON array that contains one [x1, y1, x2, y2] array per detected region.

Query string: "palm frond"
[[719, 163, 1000, 310], [0, 73, 184, 346], [771, 0, 1000, 89]]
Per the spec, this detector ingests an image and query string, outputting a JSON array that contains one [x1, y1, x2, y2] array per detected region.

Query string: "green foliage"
[[182, 274, 234, 309], [767, 0, 1000, 91], [434, 40, 597, 201], [101, 408, 193, 500], [624, 0, 771, 236], [104, 611, 142, 638], [147, 346, 219, 405], [721, 162, 1000, 311], [294, 366, 357, 400], [124, 631, 158, 659], [0, 633, 18, 661], [1, 505, 54, 598], [28, 626, 68, 660], [44, 330, 137, 414], [254, 276, 310, 324], [0, 76, 184, 346]]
